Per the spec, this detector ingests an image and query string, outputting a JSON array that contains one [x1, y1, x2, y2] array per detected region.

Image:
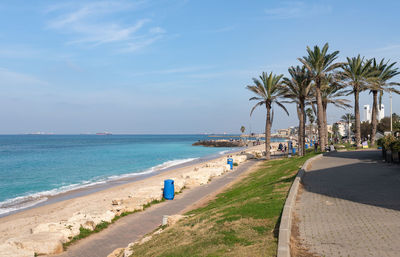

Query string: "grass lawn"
[[335, 142, 378, 151], [127, 152, 317, 257]]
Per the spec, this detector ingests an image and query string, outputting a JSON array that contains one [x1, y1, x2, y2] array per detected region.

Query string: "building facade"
[[363, 104, 384, 122], [378, 104, 384, 121], [363, 105, 371, 122], [336, 121, 352, 137]]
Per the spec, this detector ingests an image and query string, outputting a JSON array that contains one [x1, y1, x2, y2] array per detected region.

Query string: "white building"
[[363, 105, 371, 122], [378, 104, 384, 121], [336, 121, 352, 137], [363, 104, 384, 122]]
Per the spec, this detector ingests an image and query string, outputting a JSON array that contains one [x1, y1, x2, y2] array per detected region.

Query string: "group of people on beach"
[[277, 143, 287, 153], [277, 140, 336, 153]]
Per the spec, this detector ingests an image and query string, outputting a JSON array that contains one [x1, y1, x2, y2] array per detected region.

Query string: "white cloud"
[[120, 35, 162, 52], [204, 26, 235, 34], [149, 27, 166, 35], [128, 66, 214, 76], [374, 44, 400, 53], [129, 63, 291, 79], [46, 1, 165, 52], [364, 44, 400, 59], [0, 68, 48, 87], [0, 45, 41, 59], [265, 1, 332, 19], [158, 66, 211, 74]]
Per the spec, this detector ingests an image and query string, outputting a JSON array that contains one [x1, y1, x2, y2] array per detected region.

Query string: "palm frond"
[[276, 101, 290, 116], [249, 101, 265, 116]]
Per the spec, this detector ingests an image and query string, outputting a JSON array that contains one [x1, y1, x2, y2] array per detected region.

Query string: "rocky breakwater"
[[0, 150, 263, 257], [193, 139, 245, 147]]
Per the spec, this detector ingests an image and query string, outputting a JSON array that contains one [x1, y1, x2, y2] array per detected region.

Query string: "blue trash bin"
[[227, 157, 233, 170], [163, 179, 174, 200], [292, 148, 296, 155]]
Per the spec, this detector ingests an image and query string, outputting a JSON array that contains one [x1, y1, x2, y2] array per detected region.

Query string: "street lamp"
[[390, 92, 393, 133]]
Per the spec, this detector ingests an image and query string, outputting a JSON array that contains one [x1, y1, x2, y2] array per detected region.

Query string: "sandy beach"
[[0, 142, 285, 256]]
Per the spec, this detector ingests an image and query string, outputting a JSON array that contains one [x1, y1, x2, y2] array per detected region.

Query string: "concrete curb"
[[277, 154, 323, 257]]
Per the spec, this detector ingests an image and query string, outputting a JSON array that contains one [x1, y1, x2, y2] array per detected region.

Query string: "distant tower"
[[378, 104, 384, 121], [363, 105, 371, 122]]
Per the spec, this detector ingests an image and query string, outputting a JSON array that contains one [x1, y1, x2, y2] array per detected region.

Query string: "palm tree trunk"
[[315, 85, 326, 151], [354, 88, 361, 147], [296, 104, 304, 156], [323, 103, 328, 145], [265, 105, 271, 160], [299, 101, 306, 156], [296, 106, 302, 156], [371, 90, 378, 145], [304, 111, 307, 153]]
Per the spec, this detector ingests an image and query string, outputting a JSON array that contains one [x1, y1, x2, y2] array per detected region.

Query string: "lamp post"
[[348, 113, 351, 143], [390, 92, 393, 133]]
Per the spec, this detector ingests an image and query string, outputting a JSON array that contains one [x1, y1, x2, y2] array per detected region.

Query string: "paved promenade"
[[55, 160, 258, 257], [294, 150, 400, 257]]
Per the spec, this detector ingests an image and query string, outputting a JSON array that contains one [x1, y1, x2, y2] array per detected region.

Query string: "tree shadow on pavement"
[[322, 149, 384, 161], [302, 150, 400, 211]]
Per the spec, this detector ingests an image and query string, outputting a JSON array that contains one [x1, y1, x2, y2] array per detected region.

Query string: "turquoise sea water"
[[0, 134, 235, 215], [0, 134, 285, 215]]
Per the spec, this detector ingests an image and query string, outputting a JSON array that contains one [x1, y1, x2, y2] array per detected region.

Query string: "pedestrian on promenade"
[[314, 141, 319, 153]]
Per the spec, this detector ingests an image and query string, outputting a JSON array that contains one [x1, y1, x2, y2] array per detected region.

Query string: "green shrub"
[[382, 135, 396, 150], [390, 140, 400, 152]]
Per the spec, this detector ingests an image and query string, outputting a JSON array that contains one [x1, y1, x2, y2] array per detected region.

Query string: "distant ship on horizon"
[[95, 132, 112, 135], [26, 132, 55, 135]]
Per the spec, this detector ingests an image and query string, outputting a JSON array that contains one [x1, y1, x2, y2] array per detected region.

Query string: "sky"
[[1, 0, 400, 134]]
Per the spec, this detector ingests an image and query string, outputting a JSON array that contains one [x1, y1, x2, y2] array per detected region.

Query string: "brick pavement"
[[294, 150, 400, 257]]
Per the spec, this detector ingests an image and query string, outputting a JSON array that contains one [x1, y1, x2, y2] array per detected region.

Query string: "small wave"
[[218, 150, 231, 155], [148, 158, 198, 171], [0, 196, 48, 215], [108, 157, 198, 180], [0, 180, 109, 215], [0, 157, 198, 216]]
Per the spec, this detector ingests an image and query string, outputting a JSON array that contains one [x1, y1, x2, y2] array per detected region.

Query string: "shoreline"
[[0, 143, 283, 256], [1, 136, 290, 218], [0, 148, 240, 218]]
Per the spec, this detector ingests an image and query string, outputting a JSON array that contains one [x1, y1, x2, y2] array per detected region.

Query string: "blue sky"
[[1, 0, 400, 134]]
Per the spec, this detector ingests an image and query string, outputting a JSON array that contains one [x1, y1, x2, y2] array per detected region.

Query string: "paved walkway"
[[295, 150, 400, 257], [54, 160, 258, 257]]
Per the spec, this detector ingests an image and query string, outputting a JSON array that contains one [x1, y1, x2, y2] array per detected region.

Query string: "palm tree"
[[298, 43, 342, 151], [332, 123, 339, 140], [367, 59, 400, 145], [282, 66, 313, 156], [341, 113, 355, 142], [306, 108, 315, 141], [340, 55, 374, 147], [240, 125, 246, 142], [246, 72, 289, 160], [320, 75, 351, 143]]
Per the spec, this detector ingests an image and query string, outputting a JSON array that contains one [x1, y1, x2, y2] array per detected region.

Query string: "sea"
[[0, 134, 284, 216]]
